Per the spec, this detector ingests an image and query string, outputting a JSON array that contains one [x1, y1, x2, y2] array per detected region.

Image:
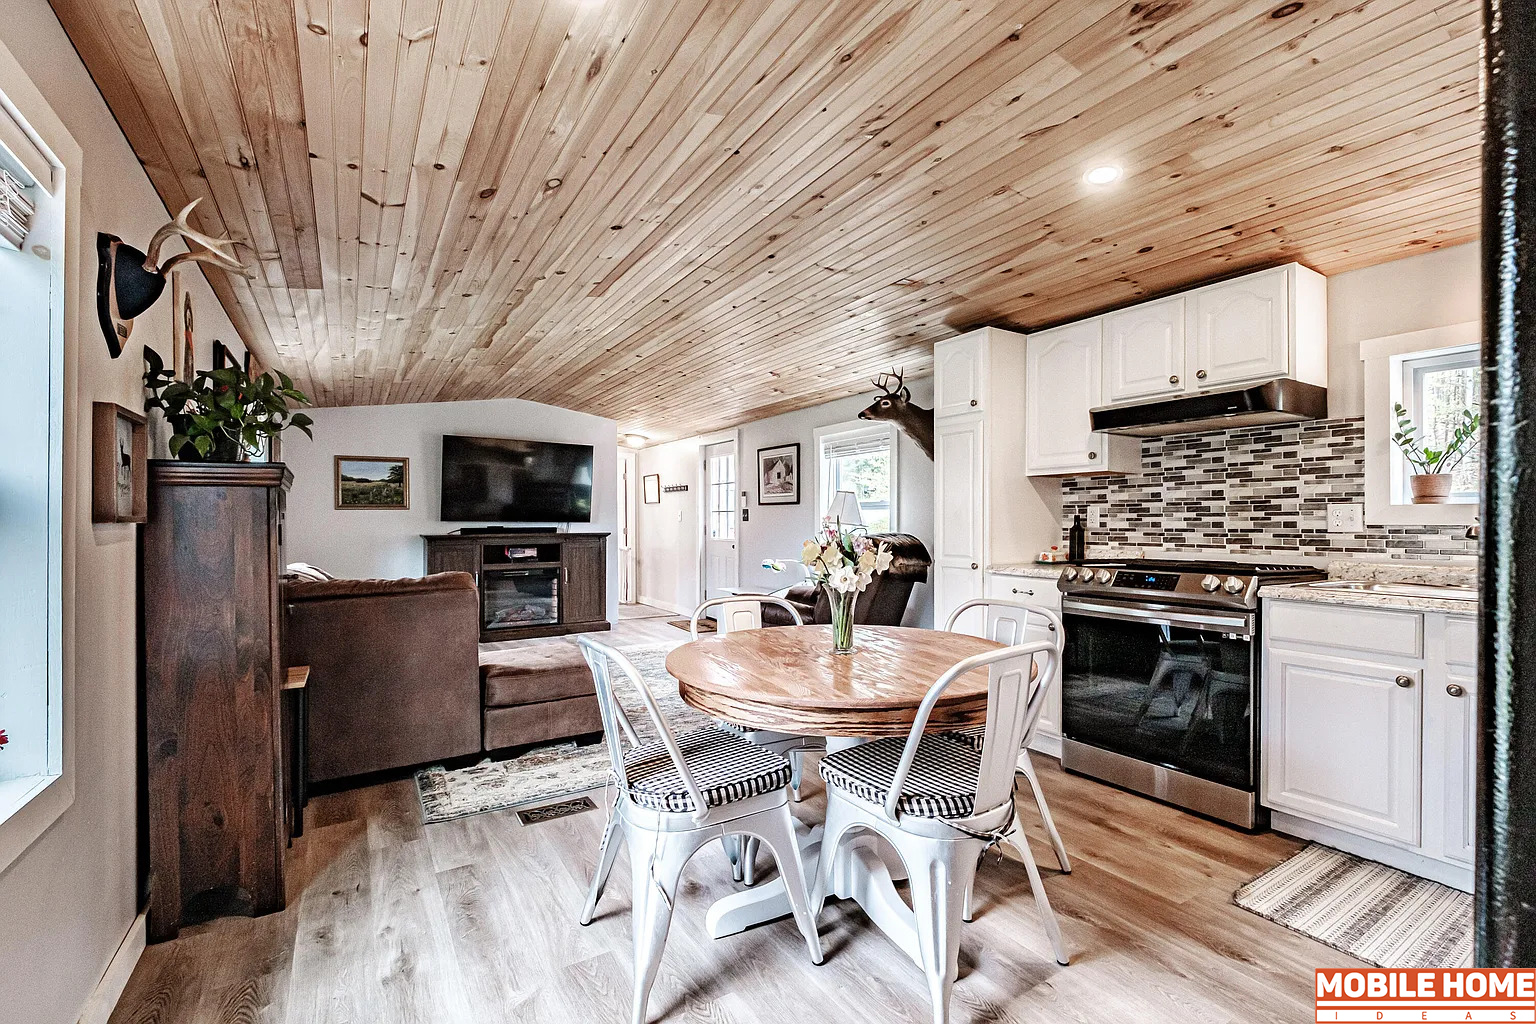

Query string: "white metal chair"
[[943, 598, 1072, 896], [574, 636, 823, 1023], [691, 595, 826, 885], [813, 638, 1066, 1024]]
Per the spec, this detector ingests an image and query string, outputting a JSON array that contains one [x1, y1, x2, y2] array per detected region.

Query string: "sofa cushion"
[[286, 572, 477, 602], [481, 644, 596, 706], [484, 696, 603, 751]]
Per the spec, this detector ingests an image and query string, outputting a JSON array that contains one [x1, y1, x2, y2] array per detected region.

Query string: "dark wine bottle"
[[1068, 514, 1086, 562]]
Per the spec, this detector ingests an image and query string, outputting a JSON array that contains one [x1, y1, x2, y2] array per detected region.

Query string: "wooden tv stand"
[[423, 531, 610, 642]]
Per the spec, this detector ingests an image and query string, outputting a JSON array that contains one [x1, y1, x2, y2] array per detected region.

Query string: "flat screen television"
[[440, 435, 594, 522]]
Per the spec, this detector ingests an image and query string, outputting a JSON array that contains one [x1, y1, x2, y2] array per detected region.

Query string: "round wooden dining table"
[[664, 623, 1008, 962]]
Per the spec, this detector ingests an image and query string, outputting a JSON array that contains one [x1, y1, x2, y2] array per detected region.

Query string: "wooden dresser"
[[141, 461, 292, 942]]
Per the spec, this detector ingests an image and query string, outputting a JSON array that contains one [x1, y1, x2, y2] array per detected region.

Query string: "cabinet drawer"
[[1267, 601, 1422, 658]]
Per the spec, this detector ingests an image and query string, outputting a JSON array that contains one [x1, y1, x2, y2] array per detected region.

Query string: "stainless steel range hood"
[[1090, 378, 1328, 437]]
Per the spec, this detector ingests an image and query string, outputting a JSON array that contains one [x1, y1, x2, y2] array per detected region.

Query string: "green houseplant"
[[144, 347, 314, 461], [1391, 401, 1480, 504]]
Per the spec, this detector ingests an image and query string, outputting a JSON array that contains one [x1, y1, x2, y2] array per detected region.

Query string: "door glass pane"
[[707, 452, 736, 540]]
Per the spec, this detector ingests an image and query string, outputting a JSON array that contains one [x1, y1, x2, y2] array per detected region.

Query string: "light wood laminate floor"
[[110, 621, 1353, 1024]]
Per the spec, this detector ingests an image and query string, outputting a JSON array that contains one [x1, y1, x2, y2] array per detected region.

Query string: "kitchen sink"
[[1299, 580, 1479, 601]]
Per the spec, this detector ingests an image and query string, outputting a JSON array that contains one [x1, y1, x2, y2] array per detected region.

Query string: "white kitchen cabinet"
[[1263, 647, 1422, 845], [1189, 267, 1291, 388], [1104, 296, 1186, 403], [1024, 320, 1139, 476], [1429, 615, 1478, 866], [985, 572, 1063, 756], [933, 414, 985, 633], [933, 330, 987, 418]]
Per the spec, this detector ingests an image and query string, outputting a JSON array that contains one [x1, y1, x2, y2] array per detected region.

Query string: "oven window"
[[1061, 614, 1255, 789]]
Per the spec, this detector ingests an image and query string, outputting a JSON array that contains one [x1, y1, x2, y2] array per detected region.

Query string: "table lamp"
[[824, 490, 864, 527]]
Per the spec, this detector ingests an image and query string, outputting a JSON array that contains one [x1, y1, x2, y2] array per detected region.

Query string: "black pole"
[[1479, 0, 1536, 968]]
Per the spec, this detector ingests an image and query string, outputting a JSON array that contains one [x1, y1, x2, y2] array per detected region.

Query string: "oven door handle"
[[1061, 597, 1254, 636]]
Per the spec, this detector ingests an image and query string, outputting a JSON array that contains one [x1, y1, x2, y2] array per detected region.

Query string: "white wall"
[[0, 5, 247, 1023], [637, 381, 937, 627], [282, 399, 620, 624], [1326, 242, 1480, 417]]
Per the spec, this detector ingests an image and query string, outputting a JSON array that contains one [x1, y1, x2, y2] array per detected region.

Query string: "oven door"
[[1061, 597, 1258, 791]]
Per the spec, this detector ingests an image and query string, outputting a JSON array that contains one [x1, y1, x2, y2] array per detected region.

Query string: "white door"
[[934, 415, 985, 634], [703, 441, 738, 600], [934, 331, 987, 418], [1188, 267, 1289, 389], [617, 450, 637, 603], [1104, 296, 1186, 402], [1263, 649, 1422, 844], [1025, 320, 1105, 473]]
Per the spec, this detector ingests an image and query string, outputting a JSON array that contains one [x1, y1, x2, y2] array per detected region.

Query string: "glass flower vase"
[[827, 586, 857, 654]]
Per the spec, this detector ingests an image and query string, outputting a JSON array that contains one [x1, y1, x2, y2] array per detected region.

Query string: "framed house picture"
[[642, 473, 661, 504], [757, 443, 800, 505], [91, 402, 147, 523], [335, 456, 410, 510]]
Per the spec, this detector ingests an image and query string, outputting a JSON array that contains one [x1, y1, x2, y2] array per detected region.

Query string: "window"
[[1398, 347, 1480, 502], [707, 449, 736, 541], [816, 422, 898, 533]]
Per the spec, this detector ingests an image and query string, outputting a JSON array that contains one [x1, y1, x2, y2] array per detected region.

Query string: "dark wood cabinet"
[[142, 461, 292, 942], [423, 531, 610, 642]]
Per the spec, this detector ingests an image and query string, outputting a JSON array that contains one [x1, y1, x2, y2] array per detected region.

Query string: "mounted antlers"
[[96, 198, 250, 358], [859, 365, 934, 460]]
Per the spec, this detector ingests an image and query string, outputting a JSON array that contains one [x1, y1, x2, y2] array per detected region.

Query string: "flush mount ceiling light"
[[1083, 164, 1123, 186], [622, 433, 648, 448]]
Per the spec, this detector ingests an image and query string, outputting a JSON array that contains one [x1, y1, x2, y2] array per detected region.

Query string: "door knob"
[[1169, 374, 1179, 385], [1447, 683, 1466, 697], [1395, 674, 1414, 688], [1196, 369, 1208, 380]]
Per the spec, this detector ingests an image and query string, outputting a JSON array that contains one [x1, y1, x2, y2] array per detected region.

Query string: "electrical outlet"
[[1090, 506, 1105, 530], [1328, 502, 1364, 533]]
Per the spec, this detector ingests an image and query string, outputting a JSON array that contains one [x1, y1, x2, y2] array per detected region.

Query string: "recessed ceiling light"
[[622, 433, 648, 448], [1084, 164, 1123, 186]]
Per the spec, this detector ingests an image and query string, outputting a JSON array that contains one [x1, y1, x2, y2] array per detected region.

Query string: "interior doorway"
[[702, 439, 739, 600]]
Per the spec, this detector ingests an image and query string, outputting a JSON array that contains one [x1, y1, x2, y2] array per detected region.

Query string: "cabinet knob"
[[1447, 683, 1466, 698], [1395, 674, 1414, 688], [969, 399, 978, 407], [1196, 369, 1208, 380], [1169, 374, 1179, 385], [1047, 623, 1057, 632], [971, 562, 979, 570], [1088, 450, 1098, 460]]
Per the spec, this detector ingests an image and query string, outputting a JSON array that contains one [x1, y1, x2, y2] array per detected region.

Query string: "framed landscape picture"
[[757, 443, 800, 505], [335, 456, 410, 510]]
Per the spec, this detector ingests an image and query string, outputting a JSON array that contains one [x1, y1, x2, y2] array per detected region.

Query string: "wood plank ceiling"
[[52, 0, 1480, 441]]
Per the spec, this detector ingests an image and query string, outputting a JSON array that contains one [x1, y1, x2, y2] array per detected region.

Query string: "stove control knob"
[[1094, 569, 1113, 584], [1200, 574, 1221, 592], [1223, 576, 1245, 595], [1061, 566, 1078, 582]]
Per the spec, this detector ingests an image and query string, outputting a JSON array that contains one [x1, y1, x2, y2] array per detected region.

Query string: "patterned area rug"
[[1234, 844, 1472, 968], [415, 643, 710, 824]]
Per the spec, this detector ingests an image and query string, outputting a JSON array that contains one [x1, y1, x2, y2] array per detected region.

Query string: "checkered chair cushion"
[[623, 727, 793, 812], [818, 734, 982, 819]]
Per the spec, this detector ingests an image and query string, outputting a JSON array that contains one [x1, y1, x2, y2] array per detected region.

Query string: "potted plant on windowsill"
[[1392, 401, 1480, 504], [144, 347, 314, 462]]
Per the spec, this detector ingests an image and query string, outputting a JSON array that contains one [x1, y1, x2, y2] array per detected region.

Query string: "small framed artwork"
[[91, 402, 147, 523], [642, 473, 661, 504], [757, 443, 800, 505], [335, 456, 410, 510]]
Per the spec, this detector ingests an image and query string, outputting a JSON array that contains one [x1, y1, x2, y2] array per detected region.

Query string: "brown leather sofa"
[[760, 532, 932, 627], [284, 573, 481, 784]]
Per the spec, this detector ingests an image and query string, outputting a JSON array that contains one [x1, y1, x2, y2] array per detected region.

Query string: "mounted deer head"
[[95, 199, 250, 358], [858, 367, 934, 460]]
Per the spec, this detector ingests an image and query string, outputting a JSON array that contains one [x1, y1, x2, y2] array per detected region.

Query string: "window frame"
[[0, 40, 81, 875], [813, 420, 900, 534], [1361, 321, 1481, 528]]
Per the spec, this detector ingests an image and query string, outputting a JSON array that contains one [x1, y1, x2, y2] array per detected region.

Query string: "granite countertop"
[[988, 562, 1068, 580], [1262, 559, 1478, 614]]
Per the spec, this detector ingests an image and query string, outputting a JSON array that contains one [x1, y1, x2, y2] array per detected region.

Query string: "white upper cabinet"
[[1025, 320, 1139, 476], [1189, 266, 1291, 388], [1104, 296, 1186, 403], [933, 331, 987, 418]]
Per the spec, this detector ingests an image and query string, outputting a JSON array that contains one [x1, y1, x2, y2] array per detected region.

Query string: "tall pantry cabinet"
[[932, 327, 1061, 634]]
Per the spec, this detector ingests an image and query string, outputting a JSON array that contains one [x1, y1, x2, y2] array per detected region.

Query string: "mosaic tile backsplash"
[[1060, 418, 1476, 560]]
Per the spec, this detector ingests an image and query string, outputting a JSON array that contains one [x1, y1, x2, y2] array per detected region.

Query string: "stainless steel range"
[[1056, 558, 1325, 828]]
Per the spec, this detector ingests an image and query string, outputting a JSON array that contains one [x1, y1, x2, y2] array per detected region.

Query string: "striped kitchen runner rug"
[[1234, 844, 1472, 968]]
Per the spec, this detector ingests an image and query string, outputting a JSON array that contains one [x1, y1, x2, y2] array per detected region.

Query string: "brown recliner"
[[284, 573, 481, 784], [760, 532, 932, 627]]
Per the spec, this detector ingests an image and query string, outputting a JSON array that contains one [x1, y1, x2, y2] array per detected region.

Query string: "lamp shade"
[[825, 490, 864, 526]]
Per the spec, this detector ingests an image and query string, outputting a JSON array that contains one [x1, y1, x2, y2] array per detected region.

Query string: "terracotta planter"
[[1409, 473, 1454, 504]]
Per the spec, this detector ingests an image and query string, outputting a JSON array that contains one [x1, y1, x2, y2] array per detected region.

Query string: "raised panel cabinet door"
[[1430, 666, 1477, 865], [427, 541, 480, 586], [561, 538, 608, 624], [934, 415, 985, 633], [934, 331, 987, 418], [983, 575, 1063, 743], [1104, 296, 1186, 402], [1189, 267, 1289, 388], [1262, 648, 1422, 844], [1025, 320, 1104, 473]]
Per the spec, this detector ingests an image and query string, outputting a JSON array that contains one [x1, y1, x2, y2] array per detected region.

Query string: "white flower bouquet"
[[800, 523, 893, 652]]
